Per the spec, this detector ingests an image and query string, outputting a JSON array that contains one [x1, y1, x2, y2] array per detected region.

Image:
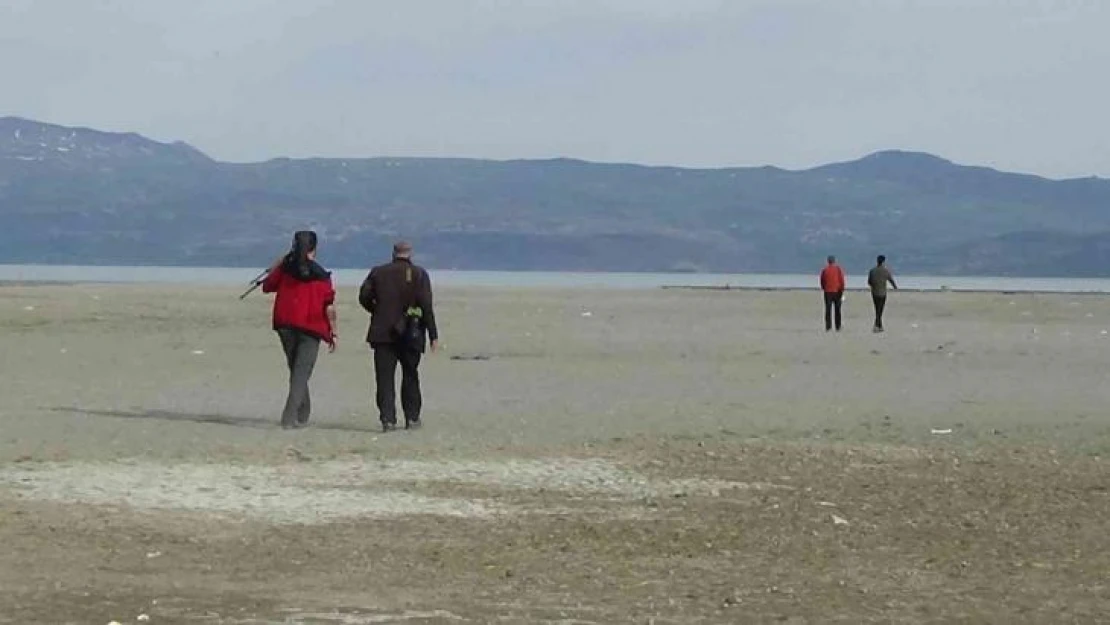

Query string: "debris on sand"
[[931, 341, 957, 353], [23, 305, 35, 311], [831, 514, 850, 526], [817, 501, 838, 507], [931, 428, 953, 435], [285, 447, 310, 462], [581, 311, 593, 318], [191, 350, 205, 355], [288, 610, 466, 623], [450, 353, 492, 361]]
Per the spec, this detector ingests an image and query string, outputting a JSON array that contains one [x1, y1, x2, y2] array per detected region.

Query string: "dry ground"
[[1, 284, 1109, 623]]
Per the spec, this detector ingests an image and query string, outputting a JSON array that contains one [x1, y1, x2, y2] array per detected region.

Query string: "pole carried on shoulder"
[[239, 268, 270, 300], [241, 242, 297, 300]]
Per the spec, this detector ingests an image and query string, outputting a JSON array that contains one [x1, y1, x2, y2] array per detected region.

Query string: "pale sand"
[[2, 284, 1110, 623], [2, 284, 1109, 461]]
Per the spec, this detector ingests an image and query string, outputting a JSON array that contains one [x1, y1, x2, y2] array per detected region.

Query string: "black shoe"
[[382, 422, 397, 433], [405, 419, 422, 430]]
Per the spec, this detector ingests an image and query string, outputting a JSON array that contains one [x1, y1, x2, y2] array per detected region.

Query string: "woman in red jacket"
[[261, 231, 337, 429]]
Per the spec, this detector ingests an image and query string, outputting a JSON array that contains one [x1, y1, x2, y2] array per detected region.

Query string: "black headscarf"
[[281, 230, 331, 282]]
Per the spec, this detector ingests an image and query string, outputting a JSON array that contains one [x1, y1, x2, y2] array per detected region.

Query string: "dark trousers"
[[277, 328, 320, 427], [873, 294, 887, 329], [373, 343, 423, 425], [824, 291, 843, 331]]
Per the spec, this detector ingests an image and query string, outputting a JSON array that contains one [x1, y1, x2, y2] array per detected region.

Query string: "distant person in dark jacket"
[[867, 255, 898, 332], [261, 231, 337, 429], [358, 241, 439, 432], [820, 255, 846, 332]]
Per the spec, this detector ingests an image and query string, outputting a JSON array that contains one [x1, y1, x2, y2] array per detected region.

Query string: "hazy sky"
[[3, 0, 1108, 177]]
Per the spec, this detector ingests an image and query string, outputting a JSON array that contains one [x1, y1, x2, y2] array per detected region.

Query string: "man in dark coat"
[[359, 241, 439, 432], [867, 254, 898, 333]]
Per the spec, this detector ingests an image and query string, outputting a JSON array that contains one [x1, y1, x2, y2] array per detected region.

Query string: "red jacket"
[[820, 264, 846, 293], [262, 265, 336, 343]]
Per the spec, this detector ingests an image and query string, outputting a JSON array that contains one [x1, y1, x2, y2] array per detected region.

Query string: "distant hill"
[[2, 116, 1109, 275]]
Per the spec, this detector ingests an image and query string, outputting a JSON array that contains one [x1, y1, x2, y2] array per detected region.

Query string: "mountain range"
[[2, 116, 1109, 276]]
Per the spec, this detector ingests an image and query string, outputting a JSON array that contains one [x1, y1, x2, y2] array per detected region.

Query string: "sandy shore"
[[2, 284, 1109, 623]]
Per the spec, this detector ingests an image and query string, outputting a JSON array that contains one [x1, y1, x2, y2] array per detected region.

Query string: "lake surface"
[[2, 264, 1110, 293]]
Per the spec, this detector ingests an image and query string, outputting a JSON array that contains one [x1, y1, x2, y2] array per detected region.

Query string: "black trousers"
[[277, 328, 320, 427], [873, 294, 888, 329], [372, 343, 423, 425], [824, 291, 843, 331]]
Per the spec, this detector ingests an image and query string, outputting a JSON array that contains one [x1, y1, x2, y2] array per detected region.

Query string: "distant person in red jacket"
[[820, 255, 846, 332], [261, 231, 337, 429]]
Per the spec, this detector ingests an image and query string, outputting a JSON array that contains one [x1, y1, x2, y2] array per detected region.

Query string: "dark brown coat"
[[358, 259, 438, 347]]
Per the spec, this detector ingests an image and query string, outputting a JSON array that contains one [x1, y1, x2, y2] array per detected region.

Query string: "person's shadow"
[[46, 407, 378, 432]]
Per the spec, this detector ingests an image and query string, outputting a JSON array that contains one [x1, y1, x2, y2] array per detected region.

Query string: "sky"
[[2, 0, 1108, 178]]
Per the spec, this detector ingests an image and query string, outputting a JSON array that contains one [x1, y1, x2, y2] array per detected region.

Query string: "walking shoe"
[[405, 419, 422, 430], [382, 421, 398, 433]]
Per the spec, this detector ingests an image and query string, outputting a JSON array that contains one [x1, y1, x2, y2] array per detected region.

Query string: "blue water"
[[2, 264, 1110, 293]]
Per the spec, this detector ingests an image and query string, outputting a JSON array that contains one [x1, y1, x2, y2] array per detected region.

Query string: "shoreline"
[[4, 280, 1110, 296], [659, 285, 1110, 296]]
